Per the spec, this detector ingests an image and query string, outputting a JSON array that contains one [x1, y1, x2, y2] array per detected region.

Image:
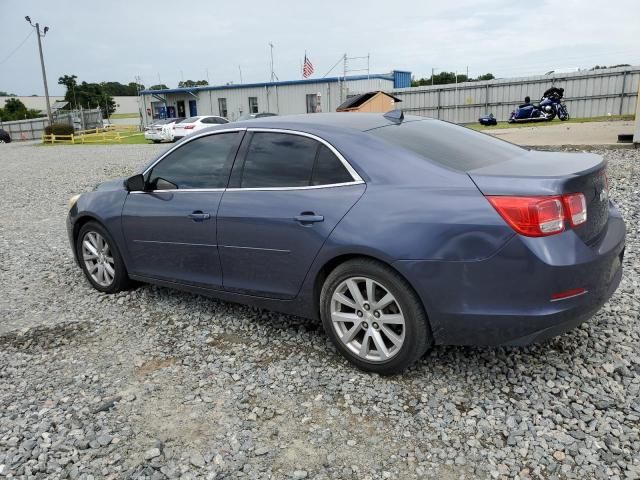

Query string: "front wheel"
[[320, 259, 432, 374], [76, 221, 131, 293]]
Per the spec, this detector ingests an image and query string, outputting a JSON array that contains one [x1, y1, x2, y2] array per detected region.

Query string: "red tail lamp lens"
[[562, 193, 587, 227], [487, 196, 565, 237]]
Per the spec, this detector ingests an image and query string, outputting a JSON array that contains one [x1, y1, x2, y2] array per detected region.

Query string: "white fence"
[[392, 66, 640, 123], [0, 109, 104, 141]]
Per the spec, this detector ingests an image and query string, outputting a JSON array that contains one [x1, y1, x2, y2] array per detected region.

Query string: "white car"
[[144, 118, 185, 143], [173, 115, 229, 140]]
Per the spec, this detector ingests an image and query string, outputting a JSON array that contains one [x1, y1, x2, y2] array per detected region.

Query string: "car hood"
[[95, 177, 126, 192]]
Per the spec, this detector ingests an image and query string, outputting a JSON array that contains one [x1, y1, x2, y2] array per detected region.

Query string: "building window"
[[218, 98, 227, 118], [306, 94, 320, 113], [248, 97, 259, 114]]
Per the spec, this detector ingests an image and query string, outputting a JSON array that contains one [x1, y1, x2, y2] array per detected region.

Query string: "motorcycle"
[[508, 87, 570, 123]]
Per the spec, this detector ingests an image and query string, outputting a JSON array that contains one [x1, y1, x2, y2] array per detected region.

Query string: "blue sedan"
[[67, 112, 625, 373]]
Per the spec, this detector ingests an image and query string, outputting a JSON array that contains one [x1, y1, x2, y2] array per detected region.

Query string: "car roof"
[[229, 112, 431, 132]]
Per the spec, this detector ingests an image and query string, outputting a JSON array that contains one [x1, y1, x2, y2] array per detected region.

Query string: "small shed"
[[336, 91, 402, 113]]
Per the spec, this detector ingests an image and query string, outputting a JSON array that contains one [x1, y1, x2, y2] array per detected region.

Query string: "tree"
[[0, 91, 16, 96], [149, 84, 169, 90], [591, 64, 630, 70], [101, 81, 144, 96], [476, 73, 495, 81], [411, 71, 495, 87], [0, 98, 43, 121], [58, 74, 116, 117], [178, 79, 208, 88]]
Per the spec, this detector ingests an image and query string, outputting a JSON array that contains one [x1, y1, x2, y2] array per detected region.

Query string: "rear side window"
[[147, 132, 241, 189], [311, 145, 353, 185], [368, 120, 525, 171], [241, 132, 318, 188]]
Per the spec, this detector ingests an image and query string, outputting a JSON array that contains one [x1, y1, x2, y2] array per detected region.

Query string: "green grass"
[[468, 114, 635, 131], [109, 113, 140, 119], [40, 133, 154, 146]]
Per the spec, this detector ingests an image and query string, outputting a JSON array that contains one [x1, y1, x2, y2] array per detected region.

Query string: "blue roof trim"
[[141, 73, 395, 95]]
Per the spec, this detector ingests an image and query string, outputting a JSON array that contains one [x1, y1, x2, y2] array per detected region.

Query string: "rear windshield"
[[367, 120, 525, 171], [154, 119, 172, 125], [183, 116, 200, 123]]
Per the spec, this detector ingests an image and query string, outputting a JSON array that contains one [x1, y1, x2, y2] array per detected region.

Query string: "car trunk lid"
[[468, 150, 609, 244]]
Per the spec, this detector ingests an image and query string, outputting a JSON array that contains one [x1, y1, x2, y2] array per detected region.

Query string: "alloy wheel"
[[330, 276, 406, 362], [82, 231, 115, 287]]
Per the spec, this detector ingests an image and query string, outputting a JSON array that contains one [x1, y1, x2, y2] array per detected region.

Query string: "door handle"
[[295, 212, 324, 224], [188, 211, 211, 221]]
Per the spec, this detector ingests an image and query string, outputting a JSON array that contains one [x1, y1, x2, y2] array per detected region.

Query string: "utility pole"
[[25, 16, 52, 126]]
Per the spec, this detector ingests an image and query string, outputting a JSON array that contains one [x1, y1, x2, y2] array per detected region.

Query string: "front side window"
[[218, 98, 227, 118], [240, 132, 354, 188], [147, 132, 242, 189], [248, 97, 259, 114]]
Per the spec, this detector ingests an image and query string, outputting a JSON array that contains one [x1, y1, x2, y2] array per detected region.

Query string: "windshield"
[[367, 119, 526, 171], [182, 116, 200, 124]]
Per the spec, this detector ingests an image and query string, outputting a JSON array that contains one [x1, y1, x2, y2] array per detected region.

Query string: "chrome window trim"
[[132, 126, 365, 194], [129, 188, 226, 194]]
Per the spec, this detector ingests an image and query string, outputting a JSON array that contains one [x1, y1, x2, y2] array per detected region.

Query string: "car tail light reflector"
[[562, 193, 587, 227], [487, 196, 565, 237], [184, 125, 195, 129], [550, 287, 587, 301]]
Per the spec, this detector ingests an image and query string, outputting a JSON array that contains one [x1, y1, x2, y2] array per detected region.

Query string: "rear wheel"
[[320, 259, 432, 374], [76, 221, 130, 293]]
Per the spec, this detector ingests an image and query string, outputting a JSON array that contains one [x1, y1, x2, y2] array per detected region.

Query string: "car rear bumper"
[[394, 205, 626, 346], [144, 132, 168, 141]]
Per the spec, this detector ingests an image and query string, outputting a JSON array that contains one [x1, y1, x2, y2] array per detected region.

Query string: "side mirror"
[[124, 174, 146, 192]]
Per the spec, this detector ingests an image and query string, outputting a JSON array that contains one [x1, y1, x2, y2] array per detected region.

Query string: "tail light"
[[184, 125, 195, 129], [487, 192, 589, 237], [562, 193, 587, 227], [487, 196, 565, 237]]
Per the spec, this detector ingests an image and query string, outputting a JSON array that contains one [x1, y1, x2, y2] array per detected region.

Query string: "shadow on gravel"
[[0, 321, 91, 351]]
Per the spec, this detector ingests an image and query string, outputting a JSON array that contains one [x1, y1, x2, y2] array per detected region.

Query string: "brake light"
[[184, 124, 195, 129], [562, 193, 587, 226], [487, 196, 564, 237]]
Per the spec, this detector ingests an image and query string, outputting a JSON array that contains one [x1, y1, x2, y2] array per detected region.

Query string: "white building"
[[139, 71, 411, 124]]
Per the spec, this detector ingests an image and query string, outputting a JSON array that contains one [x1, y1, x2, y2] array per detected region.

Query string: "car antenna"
[[383, 109, 404, 124]]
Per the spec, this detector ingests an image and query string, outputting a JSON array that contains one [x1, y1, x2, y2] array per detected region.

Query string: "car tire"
[[153, 140, 160, 143], [76, 221, 131, 294], [320, 258, 432, 374]]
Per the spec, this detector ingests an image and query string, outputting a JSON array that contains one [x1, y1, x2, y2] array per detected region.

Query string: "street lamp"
[[25, 16, 53, 126]]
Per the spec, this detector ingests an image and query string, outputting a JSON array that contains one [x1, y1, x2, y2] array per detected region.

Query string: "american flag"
[[303, 54, 314, 78]]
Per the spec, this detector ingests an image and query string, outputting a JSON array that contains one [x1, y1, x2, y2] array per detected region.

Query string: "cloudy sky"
[[1, 0, 639, 96]]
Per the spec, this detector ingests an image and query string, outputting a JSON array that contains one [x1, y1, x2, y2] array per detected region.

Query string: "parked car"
[[173, 115, 228, 140], [67, 112, 625, 374], [0, 128, 11, 143], [144, 118, 185, 143], [237, 112, 278, 121]]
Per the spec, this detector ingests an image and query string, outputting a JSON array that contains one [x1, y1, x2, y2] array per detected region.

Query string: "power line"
[[0, 29, 34, 66]]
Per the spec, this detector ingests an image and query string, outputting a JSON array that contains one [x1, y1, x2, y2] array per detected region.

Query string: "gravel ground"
[[0, 142, 639, 480]]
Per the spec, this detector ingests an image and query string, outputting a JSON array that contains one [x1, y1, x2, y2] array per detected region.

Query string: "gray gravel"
[[0, 141, 639, 480]]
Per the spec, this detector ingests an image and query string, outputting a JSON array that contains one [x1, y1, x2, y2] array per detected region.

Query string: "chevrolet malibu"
[[67, 112, 625, 373]]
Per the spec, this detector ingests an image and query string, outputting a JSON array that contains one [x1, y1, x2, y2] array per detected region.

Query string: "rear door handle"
[[188, 211, 211, 221], [295, 212, 324, 224]]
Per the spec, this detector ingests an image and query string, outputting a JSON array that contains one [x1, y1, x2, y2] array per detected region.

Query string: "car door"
[[121, 130, 244, 288], [217, 129, 366, 299]]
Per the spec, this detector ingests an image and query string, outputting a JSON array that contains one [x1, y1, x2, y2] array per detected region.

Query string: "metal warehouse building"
[[140, 71, 411, 124]]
